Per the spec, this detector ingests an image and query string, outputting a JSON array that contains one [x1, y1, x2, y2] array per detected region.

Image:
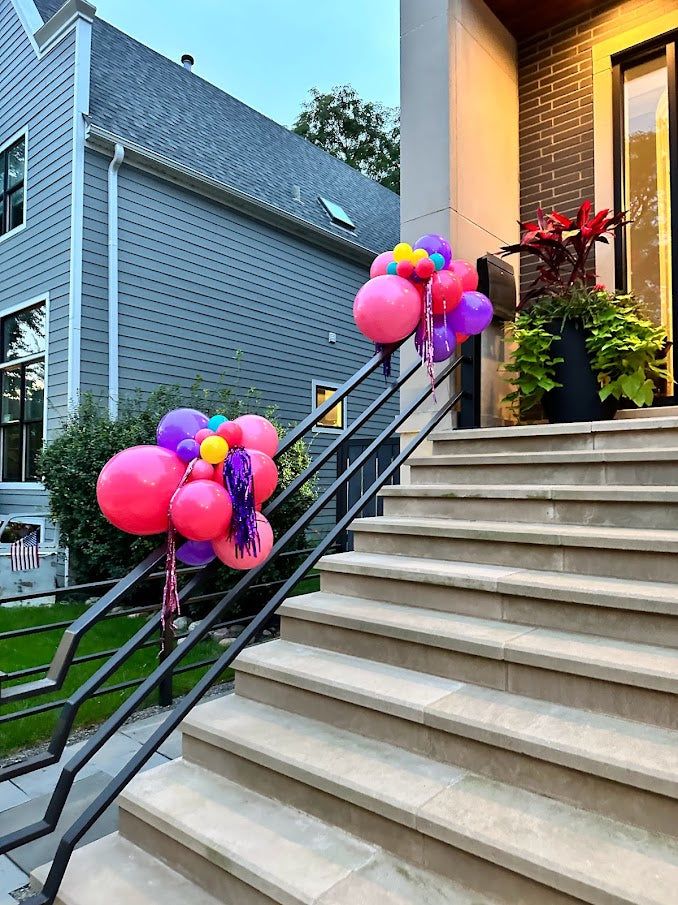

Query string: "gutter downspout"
[[108, 143, 125, 419]]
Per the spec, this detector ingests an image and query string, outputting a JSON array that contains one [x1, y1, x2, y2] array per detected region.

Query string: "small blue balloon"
[[207, 415, 228, 431], [430, 253, 445, 272], [386, 261, 398, 275], [176, 438, 199, 463]]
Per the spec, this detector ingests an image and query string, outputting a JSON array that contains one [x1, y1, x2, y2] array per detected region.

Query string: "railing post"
[[157, 621, 175, 707], [459, 335, 482, 428]]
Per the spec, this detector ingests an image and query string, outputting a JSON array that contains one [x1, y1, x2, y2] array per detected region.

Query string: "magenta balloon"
[[414, 315, 457, 363], [235, 415, 279, 457], [449, 259, 479, 292], [176, 539, 216, 566], [97, 446, 185, 535], [370, 251, 395, 278], [353, 275, 422, 344], [213, 513, 274, 570], [157, 408, 208, 452], [451, 291, 494, 335], [413, 234, 452, 268]]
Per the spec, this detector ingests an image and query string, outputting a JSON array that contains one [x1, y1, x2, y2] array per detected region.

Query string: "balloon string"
[[161, 459, 195, 644], [423, 279, 436, 400], [375, 343, 393, 379]]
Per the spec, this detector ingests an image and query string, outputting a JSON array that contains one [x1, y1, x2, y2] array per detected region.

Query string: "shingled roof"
[[34, 0, 400, 254]]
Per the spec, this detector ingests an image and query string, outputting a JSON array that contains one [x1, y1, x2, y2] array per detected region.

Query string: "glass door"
[[614, 39, 678, 399]]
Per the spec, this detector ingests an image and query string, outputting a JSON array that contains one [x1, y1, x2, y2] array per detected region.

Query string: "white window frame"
[[0, 294, 49, 488], [0, 127, 28, 245], [312, 379, 346, 434]]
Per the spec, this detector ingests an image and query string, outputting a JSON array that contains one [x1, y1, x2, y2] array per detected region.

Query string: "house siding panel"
[[0, 1, 76, 527], [517, 0, 676, 293], [81, 158, 398, 536]]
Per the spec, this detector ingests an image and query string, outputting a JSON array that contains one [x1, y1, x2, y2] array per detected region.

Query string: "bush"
[[39, 379, 317, 584]]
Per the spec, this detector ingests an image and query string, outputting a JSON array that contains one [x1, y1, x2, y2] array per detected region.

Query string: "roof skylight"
[[318, 196, 356, 230]]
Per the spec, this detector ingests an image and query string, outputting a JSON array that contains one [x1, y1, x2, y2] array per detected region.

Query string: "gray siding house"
[[0, 0, 400, 580]]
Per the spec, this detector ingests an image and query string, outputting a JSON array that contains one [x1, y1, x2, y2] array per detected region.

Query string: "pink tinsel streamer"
[[161, 460, 195, 638], [422, 279, 436, 400]]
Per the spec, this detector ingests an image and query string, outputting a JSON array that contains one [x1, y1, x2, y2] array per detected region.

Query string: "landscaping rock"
[[173, 616, 189, 632]]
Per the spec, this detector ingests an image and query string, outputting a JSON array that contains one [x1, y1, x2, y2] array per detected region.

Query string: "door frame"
[[611, 32, 678, 402]]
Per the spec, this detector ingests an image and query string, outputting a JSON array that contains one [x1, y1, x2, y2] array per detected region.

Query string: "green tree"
[[293, 85, 400, 194]]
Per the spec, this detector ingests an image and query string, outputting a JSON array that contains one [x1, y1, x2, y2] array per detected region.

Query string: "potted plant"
[[500, 201, 670, 423]]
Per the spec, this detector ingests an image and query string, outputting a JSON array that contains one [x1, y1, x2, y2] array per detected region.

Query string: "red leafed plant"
[[501, 201, 627, 306]]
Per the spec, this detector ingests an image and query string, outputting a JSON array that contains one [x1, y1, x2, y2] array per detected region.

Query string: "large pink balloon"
[[213, 513, 274, 570], [172, 480, 233, 542], [97, 446, 185, 535], [353, 275, 422, 344], [449, 259, 479, 292], [370, 251, 395, 278], [234, 414, 279, 458]]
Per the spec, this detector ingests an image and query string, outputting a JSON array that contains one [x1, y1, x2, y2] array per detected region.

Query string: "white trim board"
[[66, 14, 92, 411], [8, 0, 42, 55]]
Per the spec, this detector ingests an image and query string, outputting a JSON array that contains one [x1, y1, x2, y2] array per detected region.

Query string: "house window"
[[614, 38, 677, 393], [313, 382, 345, 430], [0, 303, 46, 482], [0, 133, 26, 238]]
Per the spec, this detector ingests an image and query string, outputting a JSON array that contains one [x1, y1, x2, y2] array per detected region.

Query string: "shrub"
[[39, 380, 317, 584]]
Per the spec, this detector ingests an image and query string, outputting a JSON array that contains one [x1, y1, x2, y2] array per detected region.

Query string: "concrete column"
[[399, 0, 520, 450]]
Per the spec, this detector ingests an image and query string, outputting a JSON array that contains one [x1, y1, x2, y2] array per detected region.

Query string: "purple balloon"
[[177, 540, 216, 567], [414, 315, 457, 363], [157, 408, 208, 452], [176, 439, 200, 463], [451, 291, 494, 335], [413, 234, 453, 269]]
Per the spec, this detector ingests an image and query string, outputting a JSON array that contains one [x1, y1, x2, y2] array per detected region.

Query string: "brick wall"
[[518, 0, 676, 293]]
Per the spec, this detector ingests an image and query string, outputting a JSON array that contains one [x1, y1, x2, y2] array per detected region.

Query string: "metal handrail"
[[0, 351, 459, 869], [0, 347, 410, 781], [23, 373, 463, 905], [1, 344, 401, 706]]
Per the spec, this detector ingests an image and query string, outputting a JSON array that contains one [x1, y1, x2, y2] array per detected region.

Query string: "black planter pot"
[[542, 320, 619, 424]]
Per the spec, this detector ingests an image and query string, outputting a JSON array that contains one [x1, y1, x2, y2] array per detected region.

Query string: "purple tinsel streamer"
[[224, 447, 260, 559], [423, 279, 436, 400], [161, 459, 195, 643], [374, 343, 392, 379]]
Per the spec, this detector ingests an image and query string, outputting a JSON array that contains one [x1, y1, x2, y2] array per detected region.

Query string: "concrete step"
[[409, 448, 678, 486], [279, 592, 678, 727], [234, 639, 678, 835], [430, 417, 678, 454], [181, 695, 678, 905], [31, 834, 223, 905], [317, 551, 678, 648], [617, 406, 678, 419], [118, 758, 495, 905], [379, 484, 678, 530], [349, 516, 678, 584]]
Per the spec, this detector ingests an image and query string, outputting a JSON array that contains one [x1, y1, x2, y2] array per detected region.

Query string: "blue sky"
[[93, 0, 400, 127]]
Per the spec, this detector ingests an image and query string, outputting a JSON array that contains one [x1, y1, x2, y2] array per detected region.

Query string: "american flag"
[[11, 529, 40, 572]]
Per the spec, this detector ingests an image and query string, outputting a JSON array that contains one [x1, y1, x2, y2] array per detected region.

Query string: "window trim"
[[611, 35, 678, 398], [0, 128, 28, 245], [0, 294, 49, 487], [312, 379, 346, 434], [0, 515, 46, 547]]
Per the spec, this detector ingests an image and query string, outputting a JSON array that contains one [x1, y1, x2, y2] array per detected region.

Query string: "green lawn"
[[0, 574, 320, 758]]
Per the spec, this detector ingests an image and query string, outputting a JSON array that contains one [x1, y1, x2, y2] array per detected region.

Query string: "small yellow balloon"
[[413, 248, 428, 262], [200, 435, 229, 465], [393, 242, 413, 262]]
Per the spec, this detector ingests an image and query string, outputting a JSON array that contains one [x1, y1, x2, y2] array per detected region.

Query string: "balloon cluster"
[[96, 409, 280, 628], [353, 234, 493, 388]]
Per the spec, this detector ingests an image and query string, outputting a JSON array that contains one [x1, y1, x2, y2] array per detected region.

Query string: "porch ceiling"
[[485, 0, 603, 40]]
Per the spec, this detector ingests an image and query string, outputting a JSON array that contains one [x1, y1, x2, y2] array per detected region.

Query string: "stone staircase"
[[35, 417, 678, 904]]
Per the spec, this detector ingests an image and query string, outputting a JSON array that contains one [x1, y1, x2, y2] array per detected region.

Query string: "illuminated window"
[[313, 382, 344, 430]]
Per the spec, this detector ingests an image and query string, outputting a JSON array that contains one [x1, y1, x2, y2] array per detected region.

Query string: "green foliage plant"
[[500, 202, 670, 417]]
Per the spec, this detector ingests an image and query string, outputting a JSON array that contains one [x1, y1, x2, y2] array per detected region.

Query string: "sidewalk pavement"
[[0, 711, 185, 904]]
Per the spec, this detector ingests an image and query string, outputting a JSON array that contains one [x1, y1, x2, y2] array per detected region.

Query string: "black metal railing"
[[0, 344, 468, 905]]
